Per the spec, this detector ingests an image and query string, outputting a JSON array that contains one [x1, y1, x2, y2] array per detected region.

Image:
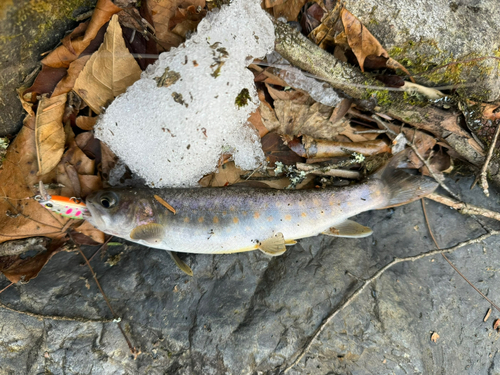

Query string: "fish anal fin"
[[322, 220, 373, 238], [169, 251, 193, 276], [130, 223, 165, 244], [259, 232, 287, 256]]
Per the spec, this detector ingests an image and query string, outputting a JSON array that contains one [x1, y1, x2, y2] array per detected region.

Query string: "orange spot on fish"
[[267, 216, 273, 222], [222, 211, 227, 216], [229, 206, 236, 212], [213, 216, 219, 224], [254, 212, 260, 219], [198, 217, 204, 223], [184, 217, 190, 223], [242, 211, 248, 216], [233, 217, 239, 224], [301, 212, 307, 217], [284, 214, 292, 221], [312, 198, 320, 206]]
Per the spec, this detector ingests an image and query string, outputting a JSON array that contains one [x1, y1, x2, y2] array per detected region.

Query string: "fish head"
[[85, 190, 138, 236]]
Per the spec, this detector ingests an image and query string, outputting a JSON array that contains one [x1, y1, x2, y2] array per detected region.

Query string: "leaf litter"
[[1, 0, 499, 361]]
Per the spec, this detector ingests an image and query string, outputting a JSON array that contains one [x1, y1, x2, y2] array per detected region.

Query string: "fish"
[[85, 153, 438, 256]]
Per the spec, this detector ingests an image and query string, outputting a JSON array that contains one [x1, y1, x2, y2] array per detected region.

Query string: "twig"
[[70, 233, 141, 359], [0, 300, 113, 323], [0, 282, 13, 294], [426, 193, 500, 221], [296, 163, 361, 179], [353, 129, 387, 134], [421, 199, 500, 313], [281, 230, 500, 373], [371, 115, 461, 201], [479, 121, 500, 197], [80, 235, 115, 265]]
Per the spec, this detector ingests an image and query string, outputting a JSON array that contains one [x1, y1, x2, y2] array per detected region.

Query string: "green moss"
[[235, 88, 251, 108], [363, 88, 392, 107]]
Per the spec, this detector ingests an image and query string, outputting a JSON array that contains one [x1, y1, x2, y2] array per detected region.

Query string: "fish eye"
[[45, 203, 53, 208], [100, 192, 118, 209]]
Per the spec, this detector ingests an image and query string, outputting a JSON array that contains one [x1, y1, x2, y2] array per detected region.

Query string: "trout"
[[85, 155, 437, 256]]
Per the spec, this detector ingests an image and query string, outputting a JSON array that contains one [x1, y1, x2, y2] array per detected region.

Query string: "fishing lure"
[[35, 182, 89, 219]]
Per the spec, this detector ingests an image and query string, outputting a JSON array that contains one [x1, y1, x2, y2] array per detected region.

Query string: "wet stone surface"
[[1, 176, 500, 374]]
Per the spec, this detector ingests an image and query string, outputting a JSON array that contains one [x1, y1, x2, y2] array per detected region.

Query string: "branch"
[[426, 192, 500, 221], [281, 230, 500, 373], [0, 300, 114, 323], [480, 121, 500, 197]]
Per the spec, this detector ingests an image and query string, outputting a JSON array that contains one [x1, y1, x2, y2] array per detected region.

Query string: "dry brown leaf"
[[75, 115, 98, 131], [41, 0, 122, 69], [0, 117, 70, 244], [100, 142, 119, 181], [430, 332, 440, 343], [35, 94, 67, 175], [147, 0, 205, 51], [260, 101, 281, 133], [340, 124, 380, 142], [262, 132, 304, 167], [198, 161, 244, 187], [247, 108, 269, 138], [271, 0, 308, 22], [0, 239, 67, 283], [340, 8, 388, 72], [74, 15, 142, 114], [309, 4, 413, 80], [73, 220, 105, 243], [170, 5, 207, 39], [265, 83, 309, 102], [273, 99, 346, 140], [52, 55, 92, 97]]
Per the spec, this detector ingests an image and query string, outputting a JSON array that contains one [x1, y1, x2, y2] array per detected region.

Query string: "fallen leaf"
[[430, 332, 440, 342], [198, 161, 244, 187], [0, 238, 67, 283], [340, 124, 380, 142], [75, 115, 98, 131], [23, 0, 121, 100], [147, 0, 205, 51], [72, 220, 105, 243], [74, 15, 142, 113], [51, 55, 91, 97], [309, 4, 413, 80], [169, 5, 207, 39], [0, 118, 70, 244], [273, 99, 346, 140], [261, 132, 304, 167], [35, 94, 67, 175], [265, 83, 309, 102], [270, 0, 308, 22], [247, 108, 269, 138]]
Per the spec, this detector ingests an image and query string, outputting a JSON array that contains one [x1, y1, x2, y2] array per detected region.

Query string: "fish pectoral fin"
[[169, 251, 193, 276], [259, 232, 287, 256], [322, 220, 373, 238], [130, 223, 165, 244]]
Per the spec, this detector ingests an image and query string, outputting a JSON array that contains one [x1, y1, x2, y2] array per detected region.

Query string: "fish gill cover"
[[94, 0, 275, 188]]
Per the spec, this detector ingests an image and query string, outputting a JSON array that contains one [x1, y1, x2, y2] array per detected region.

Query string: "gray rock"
[[0, 0, 96, 136], [1, 176, 500, 374], [343, 0, 500, 102]]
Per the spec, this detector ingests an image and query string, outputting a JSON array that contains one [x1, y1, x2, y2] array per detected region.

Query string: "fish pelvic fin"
[[376, 151, 438, 208], [169, 251, 193, 276], [130, 223, 165, 244], [322, 220, 373, 238], [259, 232, 287, 256]]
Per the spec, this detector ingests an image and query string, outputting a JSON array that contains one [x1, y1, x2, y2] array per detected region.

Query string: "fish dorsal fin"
[[130, 223, 165, 244], [168, 251, 193, 276], [322, 220, 373, 238], [259, 232, 287, 256]]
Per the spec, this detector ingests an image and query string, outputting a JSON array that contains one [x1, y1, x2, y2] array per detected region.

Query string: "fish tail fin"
[[376, 151, 438, 208]]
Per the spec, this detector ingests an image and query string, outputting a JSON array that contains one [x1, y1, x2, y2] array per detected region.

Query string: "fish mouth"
[[84, 199, 106, 230]]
